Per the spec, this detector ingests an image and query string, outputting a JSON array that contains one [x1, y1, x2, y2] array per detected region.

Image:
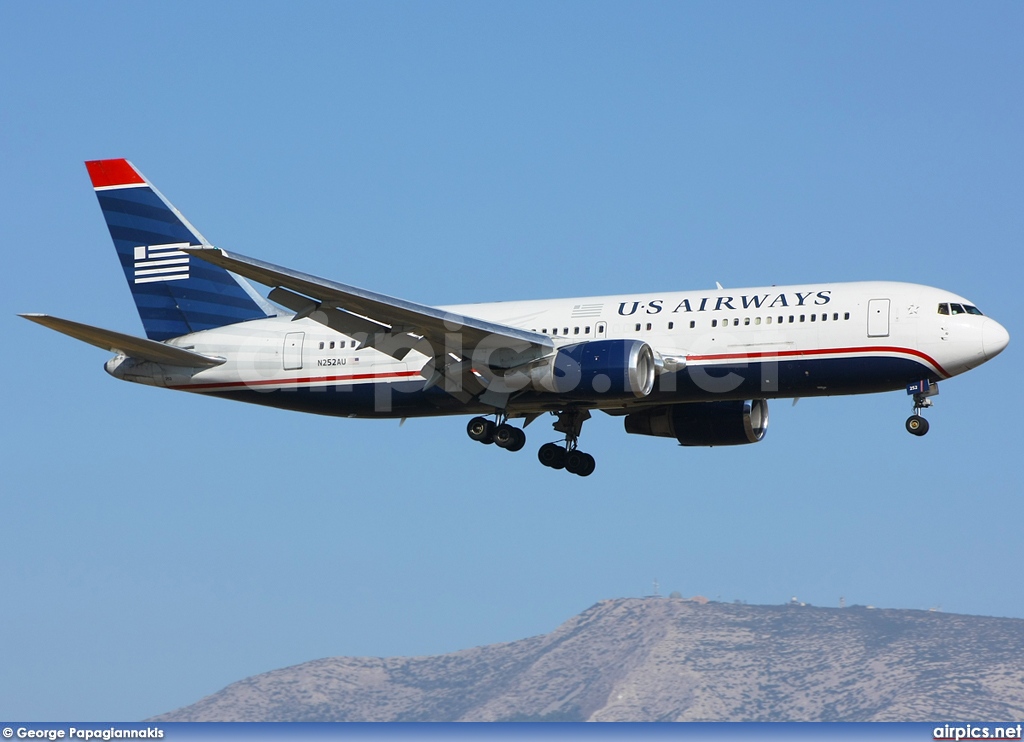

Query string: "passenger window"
[[779, 316, 784, 324], [800, 315, 805, 322], [574, 327, 580, 335], [689, 321, 695, 328], [329, 341, 335, 349], [755, 317, 761, 325], [844, 312, 850, 320], [766, 316, 772, 325], [712, 319, 718, 328], [745, 317, 751, 325], [820, 313, 826, 322], [810, 314, 815, 322], [319, 341, 325, 350], [646, 323, 652, 331], [833, 313, 839, 321], [635, 323, 641, 332], [789, 316, 794, 323], [668, 321, 674, 330], [563, 328, 569, 335], [542, 328, 547, 334], [585, 326, 591, 334]]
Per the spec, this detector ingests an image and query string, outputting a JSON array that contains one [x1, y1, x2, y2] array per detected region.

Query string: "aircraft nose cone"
[[983, 319, 1010, 360]]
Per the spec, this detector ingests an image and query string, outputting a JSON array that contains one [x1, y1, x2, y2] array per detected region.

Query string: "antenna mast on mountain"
[[653, 578, 660, 597]]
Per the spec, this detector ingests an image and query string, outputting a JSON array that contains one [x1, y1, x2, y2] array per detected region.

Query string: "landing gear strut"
[[905, 380, 938, 437], [467, 414, 526, 451], [538, 408, 596, 477]]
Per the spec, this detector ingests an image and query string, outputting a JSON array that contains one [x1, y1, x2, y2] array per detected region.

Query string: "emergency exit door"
[[867, 299, 890, 338]]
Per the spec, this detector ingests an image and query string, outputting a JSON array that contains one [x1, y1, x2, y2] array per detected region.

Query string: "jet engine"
[[624, 399, 769, 445], [513, 339, 656, 399]]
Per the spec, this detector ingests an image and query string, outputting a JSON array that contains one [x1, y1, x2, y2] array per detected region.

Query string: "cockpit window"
[[939, 302, 983, 316]]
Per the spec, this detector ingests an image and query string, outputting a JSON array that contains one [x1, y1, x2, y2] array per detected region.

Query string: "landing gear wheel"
[[494, 423, 526, 451], [467, 416, 495, 444], [538, 442, 566, 469], [508, 427, 527, 452], [565, 450, 596, 477], [906, 415, 929, 436]]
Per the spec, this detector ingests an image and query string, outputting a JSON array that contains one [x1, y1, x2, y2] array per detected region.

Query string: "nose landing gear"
[[905, 380, 938, 437]]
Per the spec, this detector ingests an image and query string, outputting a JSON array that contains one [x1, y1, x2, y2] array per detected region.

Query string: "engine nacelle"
[[624, 399, 769, 446], [516, 339, 656, 399]]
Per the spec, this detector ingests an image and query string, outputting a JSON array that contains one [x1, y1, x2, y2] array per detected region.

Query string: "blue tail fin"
[[86, 159, 272, 341]]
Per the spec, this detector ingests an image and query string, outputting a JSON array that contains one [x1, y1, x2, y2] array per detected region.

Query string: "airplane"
[[21, 159, 1010, 477]]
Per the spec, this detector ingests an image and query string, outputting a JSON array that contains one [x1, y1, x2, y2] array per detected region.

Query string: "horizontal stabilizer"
[[20, 314, 226, 367], [268, 286, 388, 336]]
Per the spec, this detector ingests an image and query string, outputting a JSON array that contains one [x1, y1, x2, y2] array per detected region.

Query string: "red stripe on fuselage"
[[685, 345, 949, 378], [85, 159, 146, 189]]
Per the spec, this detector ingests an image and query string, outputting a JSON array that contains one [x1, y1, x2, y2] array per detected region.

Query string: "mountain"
[[152, 597, 1024, 721]]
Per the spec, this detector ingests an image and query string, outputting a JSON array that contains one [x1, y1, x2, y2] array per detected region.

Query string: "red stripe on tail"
[[85, 159, 145, 188]]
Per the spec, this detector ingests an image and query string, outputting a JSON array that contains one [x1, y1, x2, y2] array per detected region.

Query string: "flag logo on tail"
[[133, 242, 191, 284]]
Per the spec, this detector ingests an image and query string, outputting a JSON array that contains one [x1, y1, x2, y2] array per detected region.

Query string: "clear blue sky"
[[2, 1, 1022, 722]]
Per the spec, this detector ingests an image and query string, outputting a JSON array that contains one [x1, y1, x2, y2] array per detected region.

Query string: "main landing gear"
[[905, 380, 938, 437], [466, 408, 597, 476], [537, 409, 596, 477], [467, 414, 526, 451]]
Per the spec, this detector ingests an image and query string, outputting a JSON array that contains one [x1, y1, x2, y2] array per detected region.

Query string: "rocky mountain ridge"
[[152, 598, 1024, 721]]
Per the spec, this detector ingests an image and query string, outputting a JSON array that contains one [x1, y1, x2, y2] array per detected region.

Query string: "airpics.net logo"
[[934, 724, 1023, 741], [133, 242, 190, 284]]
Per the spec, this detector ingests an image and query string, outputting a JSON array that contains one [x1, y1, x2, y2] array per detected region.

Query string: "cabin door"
[[283, 332, 305, 370], [867, 299, 890, 338]]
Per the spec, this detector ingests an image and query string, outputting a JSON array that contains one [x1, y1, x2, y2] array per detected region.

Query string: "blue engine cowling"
[[624, 399, 769, 445], [527, 339, 656, 399]]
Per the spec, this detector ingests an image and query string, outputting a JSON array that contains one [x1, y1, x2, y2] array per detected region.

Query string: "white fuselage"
[[105, 280, 1008, 419]]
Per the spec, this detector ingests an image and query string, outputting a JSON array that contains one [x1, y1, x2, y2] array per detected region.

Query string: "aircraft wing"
[[184, 247, 555, 402], [20, 314, 226, 367]]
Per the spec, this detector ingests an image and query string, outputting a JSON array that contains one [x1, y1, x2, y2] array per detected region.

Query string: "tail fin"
[[85, 159, 273, 341]]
